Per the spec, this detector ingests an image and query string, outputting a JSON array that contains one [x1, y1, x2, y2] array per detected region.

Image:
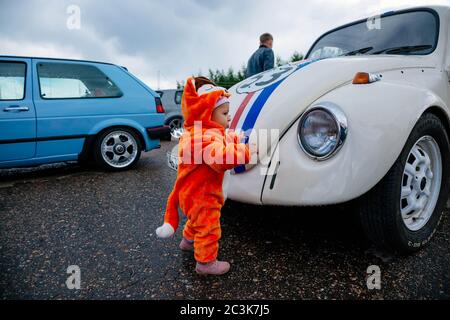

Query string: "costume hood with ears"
[[181, 76, 231, 130]]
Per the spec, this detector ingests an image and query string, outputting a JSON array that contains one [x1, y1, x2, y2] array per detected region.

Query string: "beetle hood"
[[228, 55, 436, 173]]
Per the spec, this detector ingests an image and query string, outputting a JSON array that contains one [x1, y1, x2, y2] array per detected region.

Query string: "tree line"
[[176, 51, 304, 89]]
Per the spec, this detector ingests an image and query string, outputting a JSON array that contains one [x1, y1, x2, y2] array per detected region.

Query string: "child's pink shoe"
[[195, 260, 230, 275], [179, 238, 194, 252]]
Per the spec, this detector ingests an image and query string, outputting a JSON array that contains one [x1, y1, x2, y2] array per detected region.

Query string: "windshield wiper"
[[342, 46, 373, 56], [372, 45, 432, 55]]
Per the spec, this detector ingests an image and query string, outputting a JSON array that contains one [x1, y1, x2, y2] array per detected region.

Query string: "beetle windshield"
[[306, 9, 439, 59]]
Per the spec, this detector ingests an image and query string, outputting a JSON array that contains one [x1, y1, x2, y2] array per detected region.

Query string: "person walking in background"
[[246, 33, 275, 77]]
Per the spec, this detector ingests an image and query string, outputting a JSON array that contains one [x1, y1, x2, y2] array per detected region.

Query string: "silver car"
[[156, 89, 183, 139]]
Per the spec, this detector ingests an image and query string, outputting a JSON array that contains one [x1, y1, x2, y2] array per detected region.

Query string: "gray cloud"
[[0, 0, 447, 88]]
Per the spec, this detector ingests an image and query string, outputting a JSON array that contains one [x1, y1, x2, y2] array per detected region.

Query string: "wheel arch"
[[164, 114, 183, 125], [422, 106, 450, 140], [78, 125, 146, 162]]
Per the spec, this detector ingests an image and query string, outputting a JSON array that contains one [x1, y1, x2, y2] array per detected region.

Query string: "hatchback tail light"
[[155, 97, 165, 113]]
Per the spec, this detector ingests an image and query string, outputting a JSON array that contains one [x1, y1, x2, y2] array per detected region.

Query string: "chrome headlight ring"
[[297, 102, 348, 161]]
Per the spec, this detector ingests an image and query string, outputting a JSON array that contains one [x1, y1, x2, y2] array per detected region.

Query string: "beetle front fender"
[[261, 81, 449, 206]]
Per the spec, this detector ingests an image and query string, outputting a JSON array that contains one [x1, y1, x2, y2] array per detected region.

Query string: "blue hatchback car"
[[0, 56, 170, 171]]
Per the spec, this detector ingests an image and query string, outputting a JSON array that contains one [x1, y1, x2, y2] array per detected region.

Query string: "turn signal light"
[[352, 72, 380, 84]]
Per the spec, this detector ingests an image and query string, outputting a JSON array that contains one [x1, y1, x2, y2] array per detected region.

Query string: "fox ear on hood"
[[181, 76, 230, 128], [184, 77, 198, 98]]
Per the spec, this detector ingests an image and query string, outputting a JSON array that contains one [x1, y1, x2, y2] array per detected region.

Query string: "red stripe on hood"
[[230, 91, 255, 130]]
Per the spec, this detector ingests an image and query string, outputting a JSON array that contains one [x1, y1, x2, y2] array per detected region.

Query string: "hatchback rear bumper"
[[146, 125, 171, 139]]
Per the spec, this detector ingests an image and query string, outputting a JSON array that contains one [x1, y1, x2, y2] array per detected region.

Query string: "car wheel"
[[359, 113, 450, 254], [93, 128, 142, 171], [164, 117, 183, 141]]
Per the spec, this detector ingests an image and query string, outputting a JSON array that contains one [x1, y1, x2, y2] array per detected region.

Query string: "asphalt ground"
[[0, 140, 449, 299]]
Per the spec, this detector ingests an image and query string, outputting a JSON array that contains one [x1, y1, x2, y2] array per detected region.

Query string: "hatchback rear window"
[[37, 62, 123, 99], [0, 61, 26, 100]]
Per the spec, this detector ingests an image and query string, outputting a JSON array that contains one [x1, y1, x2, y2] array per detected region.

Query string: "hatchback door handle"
[[3, 106, 29, 112]]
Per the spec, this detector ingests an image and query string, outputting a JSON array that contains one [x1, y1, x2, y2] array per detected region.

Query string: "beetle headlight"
[[297, 102, 348, 160]]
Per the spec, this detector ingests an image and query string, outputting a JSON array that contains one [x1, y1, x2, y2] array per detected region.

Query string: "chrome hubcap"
[[101, 131, 138, 168], [114, 144, 125, 154], [400, 136, 442, 231]]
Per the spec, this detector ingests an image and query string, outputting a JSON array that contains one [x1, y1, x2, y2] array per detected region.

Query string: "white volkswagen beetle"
[[226, 5, 450, 254], [169, 6, 450, 254]]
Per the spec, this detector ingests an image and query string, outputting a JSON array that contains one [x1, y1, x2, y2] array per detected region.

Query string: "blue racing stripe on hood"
[[241, 60, 316, 134], [241, 81, 282, 132], [234, 60, 317, 174]]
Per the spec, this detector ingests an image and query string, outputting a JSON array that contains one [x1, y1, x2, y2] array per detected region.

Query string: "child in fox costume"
[[156, 76, 251, 275]]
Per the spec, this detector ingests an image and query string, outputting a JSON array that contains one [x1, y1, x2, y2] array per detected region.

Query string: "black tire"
[[162, 132, 171, 141], [358, 113, 450, 254], [93, 127, 142, 171]]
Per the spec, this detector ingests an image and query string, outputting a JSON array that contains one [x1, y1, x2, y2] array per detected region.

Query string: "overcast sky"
[[1, 0, 449, 89]]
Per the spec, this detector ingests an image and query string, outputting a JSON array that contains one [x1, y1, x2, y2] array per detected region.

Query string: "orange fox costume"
[[156, 77, 250, 263]]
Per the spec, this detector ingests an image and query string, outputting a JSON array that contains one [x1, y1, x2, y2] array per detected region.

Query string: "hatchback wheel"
[[359, 113, 450, 253], [94, 128, 141, 171]]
